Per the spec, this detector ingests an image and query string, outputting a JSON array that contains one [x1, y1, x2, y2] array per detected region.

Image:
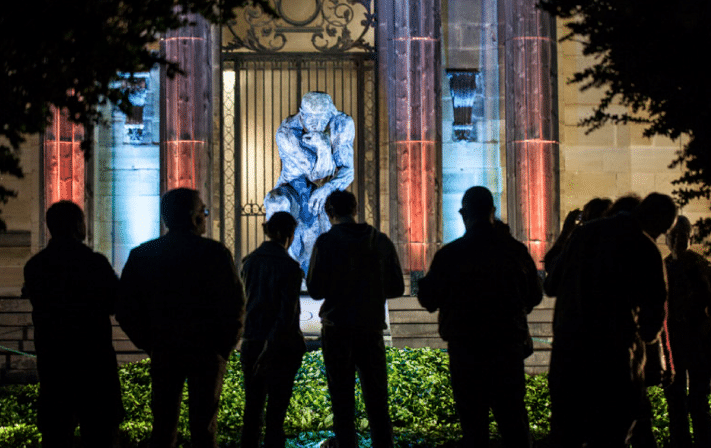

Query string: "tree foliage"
[[0, 0, 270, 231], [539, 0, 711, 242]]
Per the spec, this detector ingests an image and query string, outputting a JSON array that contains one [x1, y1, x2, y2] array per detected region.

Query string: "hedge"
[[0, 347, 674, 447]]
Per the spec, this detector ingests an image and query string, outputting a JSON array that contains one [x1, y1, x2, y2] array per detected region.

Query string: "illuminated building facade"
[[2, 0, 702, 378], [35, 0, 558, 277]]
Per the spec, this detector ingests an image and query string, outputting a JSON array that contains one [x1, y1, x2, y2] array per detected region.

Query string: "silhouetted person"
[[664, 216, 711, 448], [240, 212, 306, 448], [545, 192, 677, 448], [544, 197, 612, 274], [598, 193, 666, 448], [604, 193, 643, 218], [418, 186, 542, 448], [23, 201, 122, 448], [307, 190, 404, 448], [117, 188, 245, 448]]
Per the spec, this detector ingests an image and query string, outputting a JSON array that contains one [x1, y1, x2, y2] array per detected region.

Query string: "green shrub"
[[0, 424, 41, 448], [0, 347, 679, 447]]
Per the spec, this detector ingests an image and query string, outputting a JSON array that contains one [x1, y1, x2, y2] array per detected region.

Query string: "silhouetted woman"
[[240, 211, 306, 448]]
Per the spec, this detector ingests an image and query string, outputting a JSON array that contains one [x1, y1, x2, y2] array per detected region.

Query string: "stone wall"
[[557, 19, 708, 232]]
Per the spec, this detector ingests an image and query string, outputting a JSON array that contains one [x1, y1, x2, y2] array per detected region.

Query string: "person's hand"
[[309, 186, 332, 215], [561, 208, 581, 235], [253, 343, 271, 376]]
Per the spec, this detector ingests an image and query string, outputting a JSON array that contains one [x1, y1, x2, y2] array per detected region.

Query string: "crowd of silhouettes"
[[21, 186, 711, 448]]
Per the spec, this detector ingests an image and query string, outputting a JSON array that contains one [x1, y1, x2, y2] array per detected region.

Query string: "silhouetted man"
[[544, 192, 677, 448], [23, 200, 123, 448], [117, 188, 245, 448], [240, 211, 305, 448], [418, 186, 542, 448], [307, 190, 404, 448], [664, 215, 711, 448]]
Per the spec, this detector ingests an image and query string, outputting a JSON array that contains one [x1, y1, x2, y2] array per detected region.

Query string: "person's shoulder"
[[676, 249, 711, 268], [433, 236, 468, 258], [23, 248, 48, 272], [196, 235, 234, 257], [88, 247, 113, 266], [316, 227, 337, 243], [129, 236, 165, 256]]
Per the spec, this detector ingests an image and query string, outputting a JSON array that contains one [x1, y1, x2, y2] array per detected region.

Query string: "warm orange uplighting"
[[392, 17, 440, 273], [513, 138, 558, 269], [165, 140, 205, 190], [44, 106, 84, 209], [505, 1, 559, 270], [162, 15, 210, 193]]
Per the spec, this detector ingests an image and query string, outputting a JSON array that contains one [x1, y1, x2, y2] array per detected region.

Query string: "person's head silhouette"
[[46, 201, 86, 241]]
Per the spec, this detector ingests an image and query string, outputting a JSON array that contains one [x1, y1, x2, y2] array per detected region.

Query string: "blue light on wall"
[[94, 70, 161, 273], [442, 0, 502, 245], [443, 71, 503, 244]]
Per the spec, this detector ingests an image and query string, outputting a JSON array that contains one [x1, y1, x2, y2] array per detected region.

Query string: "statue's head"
[[299, 91, 337, 132]]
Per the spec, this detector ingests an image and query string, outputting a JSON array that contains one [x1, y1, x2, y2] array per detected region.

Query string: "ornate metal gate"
[[220, 1, 378, 263]]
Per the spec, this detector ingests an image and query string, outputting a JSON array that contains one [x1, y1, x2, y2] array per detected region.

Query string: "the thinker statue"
[[264, 91, 354, 276]]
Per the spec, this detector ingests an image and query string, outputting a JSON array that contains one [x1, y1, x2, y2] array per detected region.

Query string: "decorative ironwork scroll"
[[223, 0, 376, 53]]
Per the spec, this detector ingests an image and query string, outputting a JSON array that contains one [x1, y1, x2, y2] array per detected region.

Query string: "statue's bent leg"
[[264, 185, 300, 219]]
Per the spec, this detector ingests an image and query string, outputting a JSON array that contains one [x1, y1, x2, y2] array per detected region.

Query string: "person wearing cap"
[[418, 186, 542, 448], [264, 91, 355, 276]]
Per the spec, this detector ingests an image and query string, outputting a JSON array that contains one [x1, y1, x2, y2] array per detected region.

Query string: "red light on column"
[[162, 14, 210, 193], [398, 140, 436, 272], [44, 106, 84, 208], [166, 140, 204, 190], [514, 139, 557, 269], [391, 3, 441, 274]]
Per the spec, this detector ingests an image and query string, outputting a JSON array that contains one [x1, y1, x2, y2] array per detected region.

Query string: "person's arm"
[[696, 253, 711, 316], [382, 236, 405, 298], [519, 246, 544, 313], [306, 237, 329, 300], [636, 243, 667, 343], [116, 251, 152, 352], [307, 114, 355, 214], [93, 252, 120, 315], [267, 264, 303, 342], [417, 251, 445, 313], [325, 114, 355, 191], [275, 118, 315, 185], [215, 246, 246, 358], [544, 230, 580, 298]]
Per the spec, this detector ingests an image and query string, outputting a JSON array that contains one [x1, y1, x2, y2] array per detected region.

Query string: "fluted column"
[[504, 0, 559, 268], [44, 106, 85, 209], [161, 14, 211, 193], [383, 0, 442, 274]]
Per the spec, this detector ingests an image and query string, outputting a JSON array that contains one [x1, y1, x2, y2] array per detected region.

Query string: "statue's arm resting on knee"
[[307, 114, 355, 214], [274, 118, 314, 186]]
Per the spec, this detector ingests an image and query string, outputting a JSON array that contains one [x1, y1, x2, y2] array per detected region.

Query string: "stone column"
[[44, 106, 85, 209], [504, 0, 559, 268], [161, 14, 212, 195], [382, 0, 442, 275]]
